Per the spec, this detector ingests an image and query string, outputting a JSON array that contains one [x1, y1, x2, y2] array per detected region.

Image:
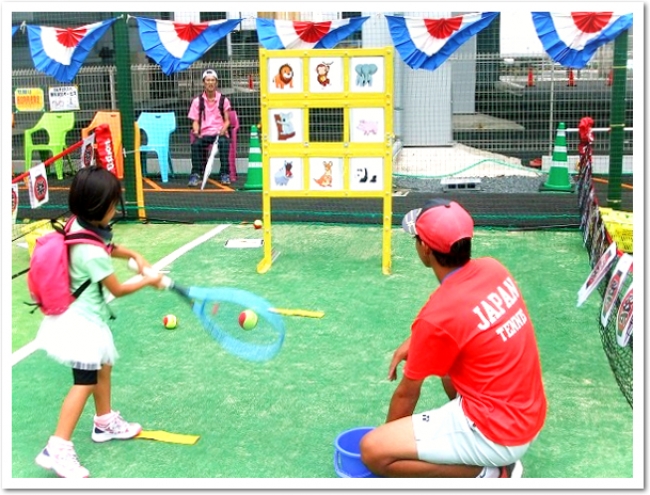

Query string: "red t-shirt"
[[404, 258, 547, 446]]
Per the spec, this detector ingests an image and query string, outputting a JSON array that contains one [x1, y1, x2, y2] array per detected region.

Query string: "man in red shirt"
[[360, 198, 546, 478]]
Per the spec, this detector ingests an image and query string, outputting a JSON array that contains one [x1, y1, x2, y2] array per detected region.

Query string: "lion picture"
[[274, 64, 294, 89]]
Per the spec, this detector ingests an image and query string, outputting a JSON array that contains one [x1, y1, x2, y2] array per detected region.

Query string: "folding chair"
[[24, 112, 75, 180], [81, 111, 124, 179], [136, 112, 177, 183], [228, 109, 240, 182]]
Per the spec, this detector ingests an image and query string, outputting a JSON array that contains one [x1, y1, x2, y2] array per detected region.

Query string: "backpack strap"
[[63, 215, 114, 253], [72, 280, 92, 299], [65, 231, 107, 248], [197, 94, 205, 135], [218, 93, 225, 121], [63, 217, 116, 319], [218, 94, 231, 138], [197, 93, 229, 138]]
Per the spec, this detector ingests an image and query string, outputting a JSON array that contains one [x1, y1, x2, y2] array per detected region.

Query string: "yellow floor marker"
[[135, 430, 200, 445]]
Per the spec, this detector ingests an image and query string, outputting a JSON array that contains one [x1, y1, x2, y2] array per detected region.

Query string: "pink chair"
[[228, 109, 240, 182]]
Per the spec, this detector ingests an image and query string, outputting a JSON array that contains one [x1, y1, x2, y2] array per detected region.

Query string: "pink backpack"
[[27, 217, 113, 316]]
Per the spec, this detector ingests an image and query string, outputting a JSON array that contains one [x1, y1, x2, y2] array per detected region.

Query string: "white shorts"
[[35, 307, 118, 370], [412, 397, 532, 467]]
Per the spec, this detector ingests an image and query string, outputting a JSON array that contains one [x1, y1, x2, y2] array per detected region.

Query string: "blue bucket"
[[333, 427, 380, 478]]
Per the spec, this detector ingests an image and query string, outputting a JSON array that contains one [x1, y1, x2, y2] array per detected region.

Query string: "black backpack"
[[194, 93, 231, 139]]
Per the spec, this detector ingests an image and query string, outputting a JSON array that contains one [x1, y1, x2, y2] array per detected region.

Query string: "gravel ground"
[[393, 174, 551, 194]]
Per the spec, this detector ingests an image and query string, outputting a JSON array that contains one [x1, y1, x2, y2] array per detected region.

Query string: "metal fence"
[[11, 10, 634, 177], [12, 60, 260, 168], [11, 56, 632, 175]]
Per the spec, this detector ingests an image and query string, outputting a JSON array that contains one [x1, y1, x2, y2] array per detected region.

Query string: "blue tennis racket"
[[128, 260, 285, 362]]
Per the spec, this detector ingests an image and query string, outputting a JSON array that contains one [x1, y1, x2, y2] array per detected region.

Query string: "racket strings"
[[194, 293, 285, 362]]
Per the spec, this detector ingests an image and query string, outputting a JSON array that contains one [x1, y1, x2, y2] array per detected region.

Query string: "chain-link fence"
[[11, 12, 634, 176]]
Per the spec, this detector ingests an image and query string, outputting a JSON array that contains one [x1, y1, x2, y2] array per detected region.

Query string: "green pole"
[[113, 14, 137, 219], [607, 29, 628, 209]]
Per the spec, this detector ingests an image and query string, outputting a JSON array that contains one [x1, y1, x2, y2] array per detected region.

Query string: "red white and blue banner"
[[256, 17, 369, 50], [385, 12, 498, 70], [532, 12, 633, 69], [135, 17, 243, 75], [25, 18, 118, 83]]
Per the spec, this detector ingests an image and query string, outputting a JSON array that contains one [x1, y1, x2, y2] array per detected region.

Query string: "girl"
[[35, 166, 162, 478]]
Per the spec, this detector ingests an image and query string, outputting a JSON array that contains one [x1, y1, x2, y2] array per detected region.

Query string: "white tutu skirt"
[[35, 307, 119, 370]]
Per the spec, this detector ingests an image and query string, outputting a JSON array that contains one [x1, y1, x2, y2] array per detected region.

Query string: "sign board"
[[49, 85, 80, 111], [258, 47, 394, 275], [14, 88, 45, 112]]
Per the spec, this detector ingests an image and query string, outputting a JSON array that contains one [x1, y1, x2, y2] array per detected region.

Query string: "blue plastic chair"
[[137, 112, 176, 183]]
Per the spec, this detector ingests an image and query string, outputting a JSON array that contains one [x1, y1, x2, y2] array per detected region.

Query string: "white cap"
[[202, 69, 218, 80]]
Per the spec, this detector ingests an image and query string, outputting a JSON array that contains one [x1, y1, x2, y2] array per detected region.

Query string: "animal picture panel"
[[350, 108, 385, 143], [350, 57, 385, 93], [268, 58, 303, 93], [268, 108, 303, 143], [309, 157, 343, 191], [270, 157, 303, 192], [308, 57, 343, 93], [350, 157, 384, 191]]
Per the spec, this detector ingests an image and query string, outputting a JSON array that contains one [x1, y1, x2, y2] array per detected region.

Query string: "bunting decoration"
[[601, 254, 633, 327], [576, 242, 618, 307], [12, 184, 19, 224], [385, 12, 498, 70], [615, 285, 633, 348], [80, 133, 96, 168], [28, 163, 49, 209], [532, 12, 633, 69], [135, 17, 243, 75], [25, 18, 118, 83], [256, 17, 369, 50], [12, 25, 19, 37]]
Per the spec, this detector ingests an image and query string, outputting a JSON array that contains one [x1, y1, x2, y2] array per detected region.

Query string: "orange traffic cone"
[[606, 69, 613, 87], [567, 69, 575, 87], [248, 74, 254, 90], [527, 67, 535, 87]]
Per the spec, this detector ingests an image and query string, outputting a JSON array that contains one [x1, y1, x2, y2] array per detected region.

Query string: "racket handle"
[[127, 258, 173, 289]]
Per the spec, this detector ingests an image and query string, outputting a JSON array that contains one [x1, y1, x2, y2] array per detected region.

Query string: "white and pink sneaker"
[[35, 436, 90, 478], [91, 410, 142, 443]]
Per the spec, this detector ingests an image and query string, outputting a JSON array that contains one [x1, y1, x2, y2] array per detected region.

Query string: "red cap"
[[402, 199, 474, 253]]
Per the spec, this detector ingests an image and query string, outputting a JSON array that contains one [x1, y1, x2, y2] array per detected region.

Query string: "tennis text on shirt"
[[471, 276, 529, 341]]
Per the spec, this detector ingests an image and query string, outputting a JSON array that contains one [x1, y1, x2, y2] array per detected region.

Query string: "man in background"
[[188, 69, 231, 187]]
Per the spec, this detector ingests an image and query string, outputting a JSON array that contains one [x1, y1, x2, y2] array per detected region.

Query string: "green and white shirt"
[[68, 219, 114, 324]]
